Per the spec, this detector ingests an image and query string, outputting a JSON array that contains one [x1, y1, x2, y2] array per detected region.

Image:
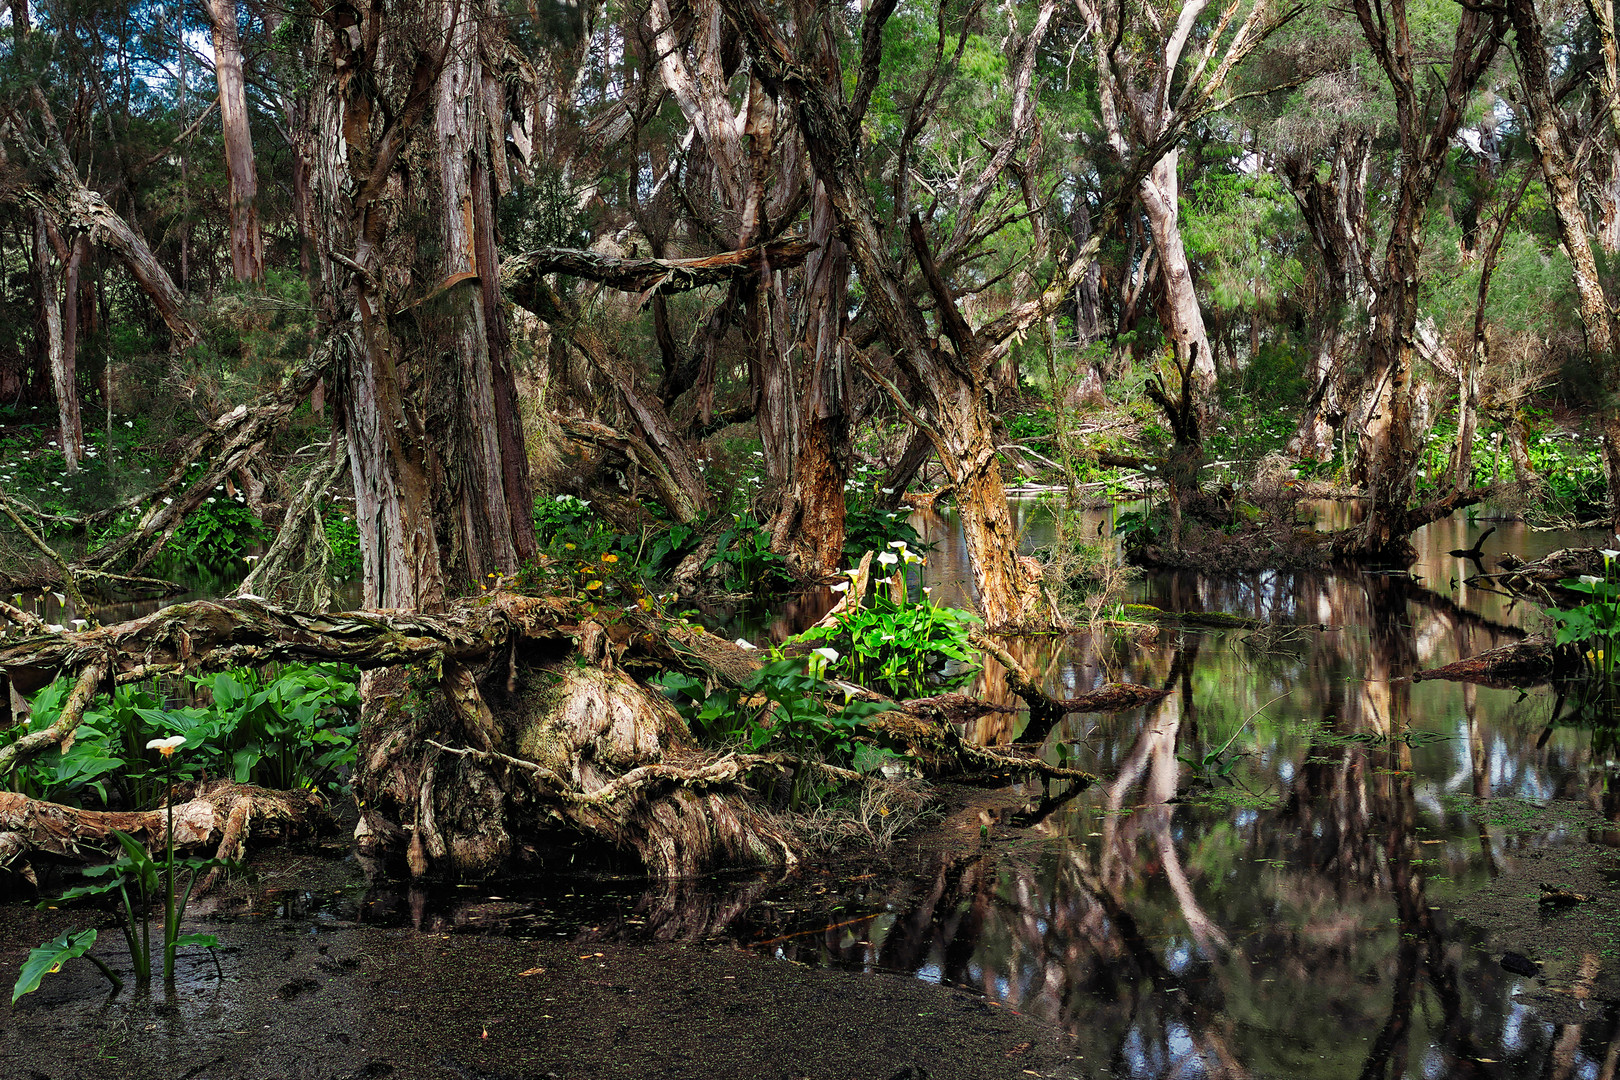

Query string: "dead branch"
[[972, 631, 1168, 738], [502, 238, 815, 308], [0, 484, 87, 610], [0, 662, 108, 776], [0, 781, 326, 885]]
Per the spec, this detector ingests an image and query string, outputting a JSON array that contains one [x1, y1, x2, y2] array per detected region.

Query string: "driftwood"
[[1412, 639, 1575, 687], [0, 781, 327, 889], [1492, 548, 1609, 600]]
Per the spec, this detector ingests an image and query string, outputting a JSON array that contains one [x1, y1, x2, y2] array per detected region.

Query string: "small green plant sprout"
[[1179, 694, 1290, 786]]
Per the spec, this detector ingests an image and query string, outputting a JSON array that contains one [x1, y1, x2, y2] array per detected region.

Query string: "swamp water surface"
[[3, 505, 1618, 1079]]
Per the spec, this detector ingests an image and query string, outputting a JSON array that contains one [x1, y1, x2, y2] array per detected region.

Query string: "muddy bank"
[[0, 902, 1082, 1080], [1436, 795, 1620, 1017]]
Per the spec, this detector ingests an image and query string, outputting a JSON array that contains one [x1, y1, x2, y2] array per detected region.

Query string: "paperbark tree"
[[2, 87, 200, 351], [204, 0, 266, 285], [1075, 0, 1288, 390], [722, 0, 1288, 625], [1282, 132, 1374, 462], [1506, 0, 1620, 536], [29, 210, 82, 471], [301, 0, 799, 879], [641, 0, 855, 576], [1336, 0, 1506, 560]]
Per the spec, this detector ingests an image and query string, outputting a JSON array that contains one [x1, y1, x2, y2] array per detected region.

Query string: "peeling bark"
[[205, 0, 266, 284]]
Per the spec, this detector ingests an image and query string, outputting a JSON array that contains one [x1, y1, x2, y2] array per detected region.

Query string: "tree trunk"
[[428, 2, 538, 585], [205, 0, 266, 285], [1340, 0, 1504, 560], [15, 88, 198, 351], [773, 180, 851, 577], [1284, 133, 1372, 462], [1140, 150, 1215, 388], [1508, 0, 1620, 536], [31, 210, 80, 472]]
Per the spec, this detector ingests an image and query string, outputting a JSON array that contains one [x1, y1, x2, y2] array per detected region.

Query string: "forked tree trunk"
[[205, 0, 266, 285], [1341, 0, 1504, 560], [1509, 0, 1620, 536]]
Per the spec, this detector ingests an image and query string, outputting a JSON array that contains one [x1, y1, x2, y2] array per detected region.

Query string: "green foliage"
[[704, 513, 793, 594], [1546, 553, 1620, 683], [654, 659, 897, 807], [842, 504, 924, 564], [7, 664, 361, 808], [795, 548, 982, 699], [162, 666, 360, 793], [49, 827, 232, 986], [157, 490, 269, 573], [325, 510, 361, 579], [12, 929, 119, 1002]]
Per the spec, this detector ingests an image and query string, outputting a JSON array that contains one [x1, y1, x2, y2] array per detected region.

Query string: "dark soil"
[[0, 791, 1085, 1080]]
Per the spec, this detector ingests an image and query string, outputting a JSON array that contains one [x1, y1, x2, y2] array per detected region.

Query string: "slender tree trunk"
[[1509, 0, 1620, 536], [1284, 134, 1372, 462], [206, 0, 266, 285], [32, 210, 80, 471], [1139, 150, 1215, 388]]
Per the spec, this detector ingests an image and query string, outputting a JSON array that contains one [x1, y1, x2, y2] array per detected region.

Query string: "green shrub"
[[5, 663, 361, 808], [654, 658, 896, 808]]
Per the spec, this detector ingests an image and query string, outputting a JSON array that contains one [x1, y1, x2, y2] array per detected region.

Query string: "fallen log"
[[1493, 548, 1609, 600], [1412, 639, 1579, 687], [0, 781, 327, 889], [970, 631, 1169, 743]]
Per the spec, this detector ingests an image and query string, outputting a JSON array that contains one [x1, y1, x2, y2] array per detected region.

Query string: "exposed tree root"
[[0, 781, 327, 890], [1, 592, 1103, 880]]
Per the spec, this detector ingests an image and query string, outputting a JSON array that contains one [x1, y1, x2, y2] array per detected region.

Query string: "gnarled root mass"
[[0, 592, 1106, 881]]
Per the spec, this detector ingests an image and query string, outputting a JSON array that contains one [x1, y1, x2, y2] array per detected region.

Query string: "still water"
[[652, 502, 1618, 1077], [781, 501, 1618, 1078]]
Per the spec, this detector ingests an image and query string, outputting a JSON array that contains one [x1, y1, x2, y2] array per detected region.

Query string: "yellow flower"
[[564, 543, 576, 550], [586, 580, 602, 591], [602, 553, 619, 563]]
